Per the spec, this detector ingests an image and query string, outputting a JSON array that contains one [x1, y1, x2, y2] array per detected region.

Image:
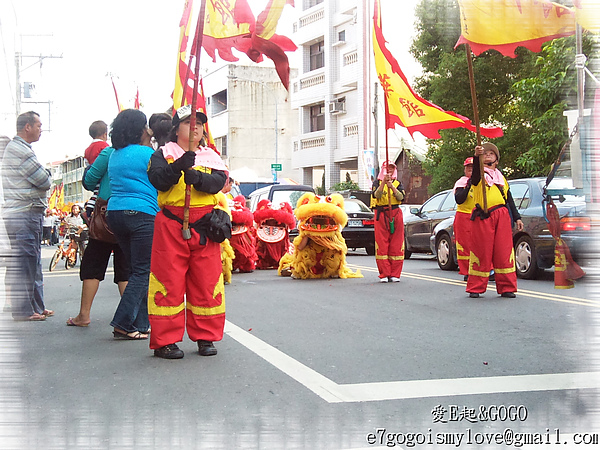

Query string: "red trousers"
[[148, 206, 225, 350], [454, 212, 472, 276], [374, 207, 404, 279], [467, 206, 517, 294]]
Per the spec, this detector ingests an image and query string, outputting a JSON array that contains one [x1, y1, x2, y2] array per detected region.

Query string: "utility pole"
[[15, 49, 62, 117]]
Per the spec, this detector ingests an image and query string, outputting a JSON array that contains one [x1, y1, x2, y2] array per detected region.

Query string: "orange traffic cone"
[[554, 238, 585, 289]]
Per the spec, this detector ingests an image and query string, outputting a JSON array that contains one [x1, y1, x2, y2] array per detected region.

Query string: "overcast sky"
[[0, 0, 422, 164]]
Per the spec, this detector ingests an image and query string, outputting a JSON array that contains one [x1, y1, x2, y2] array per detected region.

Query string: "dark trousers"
[[106, 210, 155, 333]]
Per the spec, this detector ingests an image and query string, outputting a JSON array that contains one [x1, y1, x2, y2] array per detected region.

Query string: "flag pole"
[[383, 92, 394, 233], [182, 0, 207, 240], [465, 44, 487, 213]]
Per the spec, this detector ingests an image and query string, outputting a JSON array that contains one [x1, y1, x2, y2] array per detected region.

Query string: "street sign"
[[271, 163, 282, 171]]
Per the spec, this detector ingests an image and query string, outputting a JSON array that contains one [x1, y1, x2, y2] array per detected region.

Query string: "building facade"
[[202, 64, 299, 184], [290, 0, 416, 192]]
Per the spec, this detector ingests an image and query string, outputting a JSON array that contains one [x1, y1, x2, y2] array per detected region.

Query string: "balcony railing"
[[299, 72, 325, 89], [299, 8, 324, 28], [343, 51, 358, 66], [300, 136, 326, 149]]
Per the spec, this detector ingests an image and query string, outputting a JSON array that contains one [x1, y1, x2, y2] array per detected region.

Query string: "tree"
[[410, 0, 593, 193]]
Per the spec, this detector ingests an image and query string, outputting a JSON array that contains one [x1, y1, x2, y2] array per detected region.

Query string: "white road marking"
[[226, 321, 600, 403]]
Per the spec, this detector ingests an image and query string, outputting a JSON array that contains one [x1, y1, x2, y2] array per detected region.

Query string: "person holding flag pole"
[[147, 0, 229, 360]]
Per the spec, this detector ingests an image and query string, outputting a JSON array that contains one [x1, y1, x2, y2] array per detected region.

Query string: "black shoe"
[[463, 275, 468, 281], [501, 292, 516, 298], [154, 343, 184, 359], [197, 340, 217, 356], [469, 292, 480, 298]]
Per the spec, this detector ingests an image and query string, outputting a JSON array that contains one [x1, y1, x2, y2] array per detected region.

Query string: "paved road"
[[0, 247, 599, 449]]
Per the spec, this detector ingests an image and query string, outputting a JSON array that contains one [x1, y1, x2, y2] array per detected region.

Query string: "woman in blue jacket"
[[106, 109, 158, 340], [66, 146, 129, 327]]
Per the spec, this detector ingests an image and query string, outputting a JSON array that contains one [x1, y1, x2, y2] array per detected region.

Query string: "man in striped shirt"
[[2, 111, 53, 321]]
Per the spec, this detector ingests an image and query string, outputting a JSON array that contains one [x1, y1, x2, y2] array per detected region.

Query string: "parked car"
[[403, 190, 457, 259], [343, 198, 375, 255], [429, 177, 590, 279], [247, 184, 314, 212]]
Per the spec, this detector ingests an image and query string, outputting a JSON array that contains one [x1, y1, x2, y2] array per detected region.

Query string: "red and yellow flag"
[[202, 0, 254, 62], [48, 185, 57, 210], [173, 0, 194, 112], [202, 0, 296, 90], [110, 76, 124, 113], [455, 0, 576, 57], [56, 184, 65, 211], [373, 0, 503, 139], [172, 0, 216, 150]]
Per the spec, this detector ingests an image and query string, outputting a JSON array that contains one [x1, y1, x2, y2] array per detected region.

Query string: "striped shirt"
[[1, 136, 51, 213]]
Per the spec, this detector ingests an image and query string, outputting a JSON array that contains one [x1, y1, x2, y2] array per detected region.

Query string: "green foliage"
[[411, 0, 593, 192], [331, 180, 360, 191]]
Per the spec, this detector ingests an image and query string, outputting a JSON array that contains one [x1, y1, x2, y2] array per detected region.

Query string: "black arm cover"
[[454, 184, 471, 204], [147, 149, 182, 192], [190, 168, 228, 194], [471, 155, 482, 186], [506, 189, 522, 221]]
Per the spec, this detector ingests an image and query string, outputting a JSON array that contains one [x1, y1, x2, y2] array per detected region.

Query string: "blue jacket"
[[107, 144, 158, 216]]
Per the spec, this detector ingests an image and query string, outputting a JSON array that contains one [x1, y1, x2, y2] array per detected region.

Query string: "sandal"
[[113, 329, 148, 340], [66, 317, 89, 327], [42, 309, 54, 317]]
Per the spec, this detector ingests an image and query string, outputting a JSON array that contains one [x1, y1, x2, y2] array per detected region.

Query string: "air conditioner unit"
[[329, 100, 346, 114]]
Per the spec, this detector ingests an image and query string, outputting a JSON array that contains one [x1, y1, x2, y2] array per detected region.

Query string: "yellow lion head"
[[294, 193, 347, 236]]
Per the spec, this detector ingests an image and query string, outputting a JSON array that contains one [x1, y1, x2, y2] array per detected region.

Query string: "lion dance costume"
[[278, 193, 362, 279], [253, 199, 296, 270], [229, 195, 257, 273]]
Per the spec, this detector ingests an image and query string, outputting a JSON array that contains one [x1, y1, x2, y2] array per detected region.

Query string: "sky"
[[0, 0, 423, 165]]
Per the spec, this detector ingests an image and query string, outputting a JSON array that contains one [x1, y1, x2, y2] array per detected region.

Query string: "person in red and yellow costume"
[[230, 195, 257, 273], [147, 105, 229, 359], [253, 200, 296, 269], [468, 143, 523, 298], [453, 157, 475, 281], [370, 161, 406, 282]]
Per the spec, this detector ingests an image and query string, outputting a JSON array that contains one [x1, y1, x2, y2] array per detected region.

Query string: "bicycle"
[[48, 229, 86, 271]]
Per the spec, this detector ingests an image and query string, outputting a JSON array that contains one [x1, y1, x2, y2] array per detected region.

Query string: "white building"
[[201, 64, 299, 184], [289, 0, 410, 191]]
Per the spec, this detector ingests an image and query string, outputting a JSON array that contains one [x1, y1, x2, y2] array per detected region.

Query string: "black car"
[[429, 177, 590, 279], [343, 198, 375, 255], [403, 189, 456, 258]]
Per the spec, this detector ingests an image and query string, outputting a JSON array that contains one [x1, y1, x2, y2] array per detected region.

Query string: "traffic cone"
[[554, 238, 585, 289]]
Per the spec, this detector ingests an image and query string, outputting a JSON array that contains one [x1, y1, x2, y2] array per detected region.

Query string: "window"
[[211, 90, 227, 115], [310, 103, 325, 132], [508, 182, 530, 210], [421, 192, 446, 214], [305, 0, 324, 8], [215, 136, 227, 157], [309, 41, 324, 71], [440, 191, 457, 212], [338, 30, 345, 42]]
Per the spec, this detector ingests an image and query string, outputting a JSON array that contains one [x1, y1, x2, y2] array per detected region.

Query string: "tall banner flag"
[[110, 76, 124, 113], [48, 185, 57, 210], [173, 0, 216, 150], [56, 184, 65, 211], [455, 0, 576, 57], [373, 0, 503, 139], [173, 0, 194, 112], [202, 0, 297, 89]]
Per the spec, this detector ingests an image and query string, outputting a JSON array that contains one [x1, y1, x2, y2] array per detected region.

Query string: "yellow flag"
[[456, 0, 576, 57]]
